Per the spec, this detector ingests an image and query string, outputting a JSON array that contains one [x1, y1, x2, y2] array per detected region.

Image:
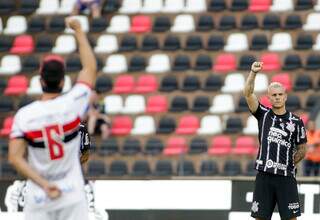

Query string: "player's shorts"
[[251, 171, 301, 220], [25, 199, 89, 220]]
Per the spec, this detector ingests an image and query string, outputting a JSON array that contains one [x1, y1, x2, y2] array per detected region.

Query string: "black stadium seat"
[[141, 35, 159, 51], [282, 54, 302, 70], [284, 14, 302, 30], [19, 0, 38, 14], [157, 117, 176, 134], [153, 16, 171, 32], [159, 75, 178, 92], [36, 35, 54, 52], [230, 0, 248, 11], [0, 96, 14, 112], [203, 75, 222, 91], [99, 138, 119, 156], [181, 76, 200, 91], [87, 160, 106, 177], [177, 160, 195, 176], [48, 16, 65, 32], [128, 55, 146, 72], [28, 17, 45, 33], [208, 0, 226, 11], [90, 17, 108, 32], [122, 138, 141, 155], [219, 15, 236, 31], [0, 36, 13, 52], [109, 160, 128, 176], [295, 0, 314, 10], [250, 34, 268, 50], [163, 35, 181, 51], [223, 160, 241, 176], [22, 56, 40, 73], [189, 137, 208, 154], [185, 35, 203, 51], [238, 55, 256, 70], [119, 35, 137, 52], [0, 0, 15, 14], [305, 55, 320, 70], [154, 160, 173, 176], [225, 117, 243, 133], [197, 15, 214, 31], [207, 35, 224, 51], [294, 75, 313, 91], [200, 160, 219, 176], [145, 138, 164, 155], [241, 14, 258, 30], [192, 96, 210, 112], [95, 75, 113, 93], [131, 160, 151, 177], [262, 14, 280, 30], [172, 55, 191, 71], [286, 95, 301, 112], [169, 96, 189, 112], [295, 34, 313, 50], [194, 54, 212, 70]]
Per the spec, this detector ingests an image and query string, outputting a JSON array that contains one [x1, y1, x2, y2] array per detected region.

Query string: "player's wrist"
[[250, 70, 259, 74]]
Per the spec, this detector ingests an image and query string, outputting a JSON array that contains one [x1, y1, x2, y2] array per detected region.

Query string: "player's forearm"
[[294, 144, 307, 165], [243, 71, 257, 97]]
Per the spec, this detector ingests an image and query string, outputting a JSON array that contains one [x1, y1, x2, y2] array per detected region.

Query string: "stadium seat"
[[10, 35, 34, 54], [236, 96, 249, 113], [111, 116, 132, 136], [294, 75, 313, 91], [153, 16, 171, 32], [122, 95, 145, 114], [0, 139, 8, 157], [109, 160, 128, 176], [305, 95, 319, 112], [241, 14, 258, 30], [130, 15, 151, 33], [262, 14, 280, 30], [250, 34, 268, 50], [208, 0, 226, 11], [3, 16, 27, 35], [132, 160, 151, 177], [184, 0, 206, 12], [305, 54, 320, 70], [286, 95, 301, 112], [145, 138, 164, 155], [209, 94, 234, 114], [172, 55, 191, 71], [128, 55, 146, 72], [194, 54, 212, 70], [268, 33, 292, 51], [176, 115, 199, 134], [4, 75, 28, 95], [233, 136, 257, 155], [163, 35, 181, 51], [18, 96, 34, 109], [312, 34, 320, 50], [0, 55, 21, 75], [0, 96, 14, 112], [131, 116, 155, 135], [254, 74, 269, 92], [0, 36, 13, 52], [260, 95, 272, 108], [203, 75, 223, 91], [224, 33, 248, 52], [284, 14, 302, 30], [119, 0, 142, 14], [169, 96, 189, 112], [219, 15, 236, 31], [197, 115, 222, 135], [189, 137, 208, 154], [282, 54, 302, 70], [270, 0, 293, 11], [171, 15, 195, 33], [221, 73, 245, 93], [141, 35, 159, 51], [146, 54, 170, 73], [238, 55, 256, 70], [271, 73, 292, 91], [197, 15, 214, 31], [157, 116, 176, 134], [0, 0, 15, 14], [87, 160, 106, 177], [200, 160, 219, 176], [36, 0, 58, 14], [28, 17, 45, 33], [260, 53, 280, 71], [103, 0, 121, 13], [65, 56, 81, 72], [35, 34, 53, 52], [90, 17, 108, 33], [57, 0, 76, 14], [99, 138, 119, 156], [208, 135, 232, 156], [104, 95, 123, 114], [135, 75, 157, 93], [48, 16, 65, 32], [300, 113, 309, 125], [103, 54, 127, 74], [191, 96, 210, 112], [207, 35, 224, 51], [245, 161, 257, 176], [231, 0, 248, 11], [107, 15, 130, 33], [52, 35, 76, 54], [295, 0, 314, 10], [249, 0, 271, 12], [154, 160, 173, 176], [213, 54, 236, 73], [146, 95, 168, 113], [122, 138, 141, 155], [315, 0, 320, 11], [185, 35, 203, 51], [243, 115, 259, 135], [113, 75, 134, 94], [223, 160, 241, 176], [162, 0, 184, 13], [0, 116, 13, 136], [94, 35, 118, 54], [0, 161, 17, 177], [163, 137, 187, 155], [295, 34, 313, 50], [119, 35, 137, 52], [140, 0, 162, 13], [225, 117, 243, 133], [177, 160, 195, 176], [303, 13, 320, 31], [0, 79, 7, 93]]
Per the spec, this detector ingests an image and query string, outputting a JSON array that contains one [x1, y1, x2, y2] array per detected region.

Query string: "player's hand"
[[251, 62, 263, 73], [65, 17, 82, 32], [44, 184, 61, 200]]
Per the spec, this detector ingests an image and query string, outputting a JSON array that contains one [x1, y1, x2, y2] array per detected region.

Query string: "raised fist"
[[251, 62, 263, 73], [65, 17, 82, 32]]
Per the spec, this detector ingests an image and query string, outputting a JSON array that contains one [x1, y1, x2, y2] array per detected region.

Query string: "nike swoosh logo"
[[293, 210, 299, 214]]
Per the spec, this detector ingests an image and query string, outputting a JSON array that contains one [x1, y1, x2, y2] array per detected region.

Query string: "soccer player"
[[244, 62, 307, 220], [8, 17, 96, 220]]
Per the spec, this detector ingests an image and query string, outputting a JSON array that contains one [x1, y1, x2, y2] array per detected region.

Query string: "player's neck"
[[272, 107, 287, 116], [41, 93, 60, 101]]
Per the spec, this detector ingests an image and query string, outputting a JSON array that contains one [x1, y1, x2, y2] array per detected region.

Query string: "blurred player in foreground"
[[8, 17, 97, 220], [244, 62, 307, 220]]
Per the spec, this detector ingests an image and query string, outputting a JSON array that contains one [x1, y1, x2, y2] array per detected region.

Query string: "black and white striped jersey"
[[251, 103, 307, 177]]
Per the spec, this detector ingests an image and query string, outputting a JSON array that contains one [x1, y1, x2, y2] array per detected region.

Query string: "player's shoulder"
[[15, 101, 39, 117], [61, 83, 91, 101], [289, 113, 303, 123]]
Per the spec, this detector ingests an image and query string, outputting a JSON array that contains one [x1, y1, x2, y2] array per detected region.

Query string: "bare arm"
[[243, 62, 263, 113], [8, 139, 61, 199], [294, 144, 307, 166], [66, 17, 97, 87]]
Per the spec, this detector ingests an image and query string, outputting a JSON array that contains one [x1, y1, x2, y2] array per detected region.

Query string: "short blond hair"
[[267, 82, 285, 94]]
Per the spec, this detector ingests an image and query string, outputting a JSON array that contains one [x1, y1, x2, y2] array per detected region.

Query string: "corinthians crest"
[[251, 201, 259, 213], [286, 122, 295, 133]]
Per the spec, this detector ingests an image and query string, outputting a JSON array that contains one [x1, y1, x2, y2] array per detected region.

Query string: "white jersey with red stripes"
[[10, 83, 91, 211]]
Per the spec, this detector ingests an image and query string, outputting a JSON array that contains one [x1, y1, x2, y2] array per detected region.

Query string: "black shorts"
[[251, 171, 301, 220]]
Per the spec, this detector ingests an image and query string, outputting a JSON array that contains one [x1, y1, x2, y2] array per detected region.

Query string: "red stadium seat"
[[10, 35, 34, 54], [131, 15, 152, 33], [271, 73, 292, 92], [163, 137, 187, 155], [259, 95, 272, 108], [213, 54, 236, 73], [249, 0, 271, 12], [4, 75, 28, 95], [111, 116, 133, 136], [0, 116, 14, 136], [113, 75, 135, 94], [208, 135, 232, 156], [146, 95, 168, 113], [135, 75, 157, 93], [233, 136, 257, 155], [175, 115, 199, 134], [300, 113, 309, 125], [260, 53, 280, 71]]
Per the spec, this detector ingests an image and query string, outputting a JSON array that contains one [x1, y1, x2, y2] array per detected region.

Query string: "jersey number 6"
[[44, 125, 64, 160]]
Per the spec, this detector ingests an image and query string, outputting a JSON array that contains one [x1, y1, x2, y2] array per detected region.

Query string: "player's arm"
[[66, 17, 97, 87], [8, 138, 61, 199], [294, 144, 307, 165], [243, 62, 263, 113]]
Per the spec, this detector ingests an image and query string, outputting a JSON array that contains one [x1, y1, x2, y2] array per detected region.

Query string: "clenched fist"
[[65, 17, 82, 32], [251, 62, 263, 73]]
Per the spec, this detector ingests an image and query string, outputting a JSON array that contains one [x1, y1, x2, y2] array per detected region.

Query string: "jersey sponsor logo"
[[265, 159, 287, 170], [288, 202, 300, 210], [286, 122, 295, 133], [270, 127, 287, 136], [251, 201, 259, 213]]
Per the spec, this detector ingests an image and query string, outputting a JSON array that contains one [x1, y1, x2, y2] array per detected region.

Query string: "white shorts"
[[25, 199, 89, 220]]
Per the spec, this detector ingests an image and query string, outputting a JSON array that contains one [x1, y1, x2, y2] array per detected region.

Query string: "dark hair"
[[40, 55, 65, 93]]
